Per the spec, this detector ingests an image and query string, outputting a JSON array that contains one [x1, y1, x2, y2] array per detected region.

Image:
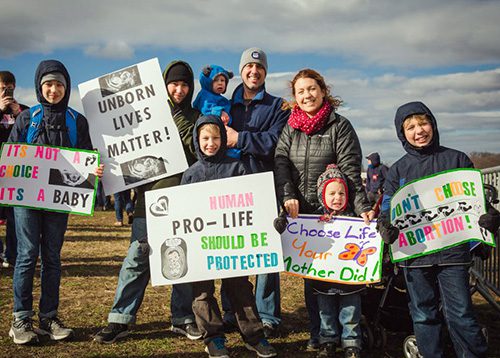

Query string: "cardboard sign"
[[145, 172, 284, 286], [281, 215, 382, 284], [389, 168, 494, 262], [0, 143, 98, 215], [79, 58, 188, 195]]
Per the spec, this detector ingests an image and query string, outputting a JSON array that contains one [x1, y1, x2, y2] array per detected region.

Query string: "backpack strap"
[[65, 107, 78, 147], [26, 104, 78, 147]]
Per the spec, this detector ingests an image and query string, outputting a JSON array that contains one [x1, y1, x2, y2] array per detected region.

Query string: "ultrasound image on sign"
[[120, 155, 168, 185], [48, 168, 96, 189], [98, 65, 142, 97]]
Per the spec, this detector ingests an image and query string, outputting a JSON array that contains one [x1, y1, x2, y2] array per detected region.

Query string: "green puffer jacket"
[[134, 60, 200, 218], [274, 111, 371, 215]]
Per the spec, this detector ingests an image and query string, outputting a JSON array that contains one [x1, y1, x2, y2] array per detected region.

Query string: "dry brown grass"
[[0, 211, 498, 357]]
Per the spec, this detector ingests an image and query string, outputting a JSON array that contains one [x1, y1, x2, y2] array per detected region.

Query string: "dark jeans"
[[304, 279, 320, 341], [13, 208, 68, 320], [114, 190, 134, 222], [193, 276, 264, 345], [403, 265, 487, 358]]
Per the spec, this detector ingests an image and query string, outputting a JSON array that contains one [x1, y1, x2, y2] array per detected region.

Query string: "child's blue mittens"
[[376, 217, 400, 245], [478, 205, 500, 234]]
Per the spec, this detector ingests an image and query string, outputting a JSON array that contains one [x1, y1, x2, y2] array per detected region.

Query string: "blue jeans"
[[304, 279, 320, 341], [108, 218, 195, 325], [113, 190, 134, 222], [12, 208, 68, 320], [403, 265, 487, 358], [316, 292, 362, 348]]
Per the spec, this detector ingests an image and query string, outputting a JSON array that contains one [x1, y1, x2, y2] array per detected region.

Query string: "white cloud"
[[1, 0, 500, 67], [84, 41, 134, 59]]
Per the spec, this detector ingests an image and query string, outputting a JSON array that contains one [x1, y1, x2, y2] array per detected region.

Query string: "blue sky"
[[2, 0, 500, 164]]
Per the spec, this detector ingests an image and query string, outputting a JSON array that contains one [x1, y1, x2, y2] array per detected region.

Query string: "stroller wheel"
[[360, 316, 374, 350], [403, 335, 422, 358], [372, 323, 387, 349]]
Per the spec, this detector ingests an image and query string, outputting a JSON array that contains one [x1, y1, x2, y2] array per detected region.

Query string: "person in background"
[[364, 152, 388, 207], [0, 70, 28, 268]]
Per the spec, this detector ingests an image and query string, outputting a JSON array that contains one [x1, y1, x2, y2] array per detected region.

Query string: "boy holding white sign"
[[377, 101, 499, 358], [7, 60, 102, 345], [182, 115, 276, 358], [313, 164, 364, 358]]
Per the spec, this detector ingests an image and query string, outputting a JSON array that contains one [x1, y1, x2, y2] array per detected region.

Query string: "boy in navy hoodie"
[[377, 101, 499, 357], [182, 115, 276, 358], [8, 60, 100, 345]]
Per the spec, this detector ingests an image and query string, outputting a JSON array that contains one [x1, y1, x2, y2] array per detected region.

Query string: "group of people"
[[1, 46, 499, 358]]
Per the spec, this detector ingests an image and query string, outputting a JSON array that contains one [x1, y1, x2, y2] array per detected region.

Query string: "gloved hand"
[[273, 211, 289, 234], [376, 217, 400, 245], [478, 205, 500, 234]]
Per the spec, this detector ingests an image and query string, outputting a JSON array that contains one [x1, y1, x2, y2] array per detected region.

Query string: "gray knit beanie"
[[239, 47, 268, 74], [40, 72, 67, 88]]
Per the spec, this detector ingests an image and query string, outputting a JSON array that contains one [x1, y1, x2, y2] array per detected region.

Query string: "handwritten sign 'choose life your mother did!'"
[[389, 168, 495, 262], [0, 143, 99, 215], [79, 58, 187, 195], [281, 216, 382, 285], [145, 172, 284, 286]]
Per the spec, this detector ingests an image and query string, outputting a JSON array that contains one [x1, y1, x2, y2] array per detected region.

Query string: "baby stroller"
[[362, 183, 498, 358]]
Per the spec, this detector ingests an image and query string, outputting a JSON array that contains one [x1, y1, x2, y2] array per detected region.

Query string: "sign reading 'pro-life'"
[[145, 172, 284, 286], [79, 58, 187, 195], [389, 168, 494, 262], [0, 143, 99, 215], [281, 215, 382, 285]]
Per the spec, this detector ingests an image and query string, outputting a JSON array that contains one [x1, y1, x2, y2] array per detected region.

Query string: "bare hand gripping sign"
[[145, 172, 284, 286], [0, 143, 99, 215], [280, 215, 383, 285], [78, 58, 188, 195], [389, 168, 495, 262]]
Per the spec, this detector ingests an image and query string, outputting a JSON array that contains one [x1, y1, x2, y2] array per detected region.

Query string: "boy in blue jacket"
[[182, 115, 276, 358], [8, 60, 101, 345], [193, 65, 240, 159], [377, 101, 499, 357]]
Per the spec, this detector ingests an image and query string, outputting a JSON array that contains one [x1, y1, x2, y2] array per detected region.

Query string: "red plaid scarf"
[[288, 101, 333, 135]]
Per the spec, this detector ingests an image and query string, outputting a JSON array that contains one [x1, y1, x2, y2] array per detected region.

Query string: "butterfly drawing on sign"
[[338, 242, 377, 267]]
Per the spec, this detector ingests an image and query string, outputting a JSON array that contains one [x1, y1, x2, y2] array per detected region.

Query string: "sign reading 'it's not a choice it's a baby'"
[[0, 143, 99, 215]]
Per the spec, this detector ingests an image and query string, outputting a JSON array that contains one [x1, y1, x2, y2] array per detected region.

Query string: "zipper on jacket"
[[304, 136, 311, 200]]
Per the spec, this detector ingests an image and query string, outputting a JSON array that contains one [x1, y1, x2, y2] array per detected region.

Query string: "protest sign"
[[389, 168, 494, 262], [0, 143, 98, 215], [281, 215, 382, 284], [79, 58, 187, 195], [145, 172, 284, 286]]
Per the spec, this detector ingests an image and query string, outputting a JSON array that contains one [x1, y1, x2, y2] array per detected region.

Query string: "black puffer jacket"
[[275, 111, 371, 215]]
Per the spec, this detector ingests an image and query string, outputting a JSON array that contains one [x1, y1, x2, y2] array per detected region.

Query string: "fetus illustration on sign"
[[161, 237, 188, 280]]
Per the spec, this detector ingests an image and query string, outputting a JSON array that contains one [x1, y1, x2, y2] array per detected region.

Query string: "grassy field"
[[0, 211, 498, 358]]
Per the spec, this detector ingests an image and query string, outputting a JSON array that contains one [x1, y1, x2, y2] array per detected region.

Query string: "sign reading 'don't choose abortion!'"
[[389, 168, 495, 262], [145, 172, 284, 286], [281, 215, 382, 285], [79, 58, 188, 195], [0, 143, 99, 215]]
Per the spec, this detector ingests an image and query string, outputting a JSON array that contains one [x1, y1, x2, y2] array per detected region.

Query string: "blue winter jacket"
[[8, 60, 93, 150], [180, 115, 248, 185], [381, 101, 474, 267], [365, 152, 388, 194], [230, 84, 289, 173], [193, 65, 232, 122]]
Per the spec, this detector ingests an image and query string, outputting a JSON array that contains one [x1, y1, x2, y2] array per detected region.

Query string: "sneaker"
[[317, 343, 336, 358], [344, 347, 360, 358], [36, 317, 74, 341], [94, 323, 129, 344], [307, 337, 320, 351], [171, 323, 203, 340], [262, 322, 278, 339], [9, 318, 39, 345], [205, 337, 229, 358], [245, 338, 277, 358], [113, 221, 123, 227]]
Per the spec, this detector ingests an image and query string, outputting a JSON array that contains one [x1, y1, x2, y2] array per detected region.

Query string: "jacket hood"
[[35, 60, 71, 111], [199, 65, 233, 94], [193, 115, 227, 163], [394, 101, 440, 155], [162, 60, 195, 110], [366, 152, 380, 166]]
